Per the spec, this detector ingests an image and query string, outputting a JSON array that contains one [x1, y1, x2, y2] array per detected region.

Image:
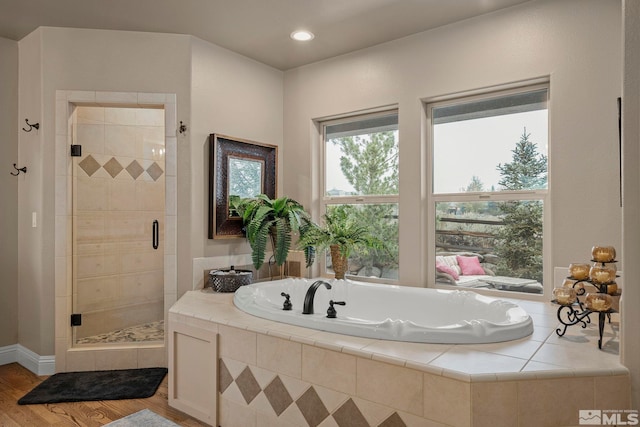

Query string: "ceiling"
[[0, 0, 532, 70]]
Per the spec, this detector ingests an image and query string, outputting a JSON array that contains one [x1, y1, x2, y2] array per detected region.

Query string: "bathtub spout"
[[302, 280, 332, 314]]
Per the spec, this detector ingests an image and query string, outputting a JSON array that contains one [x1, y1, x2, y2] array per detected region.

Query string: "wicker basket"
[[330, 245, 348, 280], [208, 266, 253, 292]]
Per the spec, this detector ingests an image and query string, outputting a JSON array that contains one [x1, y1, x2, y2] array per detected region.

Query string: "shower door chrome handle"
[[152, 220, 159, 250]]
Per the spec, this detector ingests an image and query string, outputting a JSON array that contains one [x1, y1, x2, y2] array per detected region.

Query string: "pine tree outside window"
[[428, 85, 549, 294], [320, 110, 399, 280]]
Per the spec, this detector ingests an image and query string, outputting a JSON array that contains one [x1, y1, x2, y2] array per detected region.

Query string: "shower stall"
[[71, 105, 166, 346]]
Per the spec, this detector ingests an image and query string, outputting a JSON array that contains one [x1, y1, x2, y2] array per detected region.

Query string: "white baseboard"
[[0, 344, 18, 366], [0, 344, 55, 376], [18, 345, 55, 376]]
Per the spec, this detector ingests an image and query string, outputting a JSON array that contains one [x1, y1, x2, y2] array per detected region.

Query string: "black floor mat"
[[18, 367, 168, 405]]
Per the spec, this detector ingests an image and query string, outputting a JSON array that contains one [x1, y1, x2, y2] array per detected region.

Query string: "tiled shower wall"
[[73, 106, 165, 339]]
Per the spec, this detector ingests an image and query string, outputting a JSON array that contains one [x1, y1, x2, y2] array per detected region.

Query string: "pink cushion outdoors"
[[456, 255, 485, 275], [436, 262, 460, 280]]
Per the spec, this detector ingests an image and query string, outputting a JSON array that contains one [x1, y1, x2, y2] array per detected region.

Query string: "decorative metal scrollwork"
[[553, 269, 616, 349], [22, 119, 39, 132], [555, 304, 592, 337], [10, 163, 27, 176]]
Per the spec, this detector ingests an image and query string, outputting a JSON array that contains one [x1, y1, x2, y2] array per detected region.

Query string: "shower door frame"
[[71, 105, 166, 346], [54, 90, 178, 372]]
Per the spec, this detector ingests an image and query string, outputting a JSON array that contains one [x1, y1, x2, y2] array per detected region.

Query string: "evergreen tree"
[[333, 132, 398, 196], [494, 129, 546, 282], [461, 175, 485, 215], [330, 131, 399, 273], [463, 175, 485, 193], [496, 129, 547, 190]]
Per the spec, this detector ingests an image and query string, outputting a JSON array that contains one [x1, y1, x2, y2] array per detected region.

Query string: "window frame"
[[426, 83, 551, 298], [318, 108, 400, 283]]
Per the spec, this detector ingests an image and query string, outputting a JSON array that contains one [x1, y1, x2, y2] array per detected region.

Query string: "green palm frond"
[[303, 245, 316, 268], [297, 219, 320, 267], [246, 205, 273, 241], [250, 219, 272, 269], [297, 208, 386, 265], [273, 217, 292, 266], [287, 209, 301, 233], [237, 194, 311, 269], [271, 196, 288, 213]]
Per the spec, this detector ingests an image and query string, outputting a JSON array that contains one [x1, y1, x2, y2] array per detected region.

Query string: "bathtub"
[[233, 278, 533, 344]]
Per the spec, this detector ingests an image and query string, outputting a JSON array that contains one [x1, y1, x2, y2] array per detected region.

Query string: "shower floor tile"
[[76, 320, 165, 345]]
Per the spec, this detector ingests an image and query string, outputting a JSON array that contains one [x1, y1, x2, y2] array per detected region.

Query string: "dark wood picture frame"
[[208, 134, 277, 239]]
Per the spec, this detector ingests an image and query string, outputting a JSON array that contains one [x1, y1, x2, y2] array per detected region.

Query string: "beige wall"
[[622, 0, 640, 410], [191, 37, 284, 275], [0, 36, 19, 347], [16, 28, 190, 356], [18, 30, 48, 355], [16, 27, 283, 356], [283, 0, 623, 287]]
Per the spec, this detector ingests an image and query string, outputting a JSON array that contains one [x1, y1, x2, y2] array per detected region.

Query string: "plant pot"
[[330, 244, 348, 279]]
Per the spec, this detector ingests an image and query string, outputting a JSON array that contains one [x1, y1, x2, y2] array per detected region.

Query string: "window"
[[429, 86, 549, 294], [320, 110, 399, 279]]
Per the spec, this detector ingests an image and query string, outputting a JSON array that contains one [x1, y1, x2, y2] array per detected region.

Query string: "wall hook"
[[22, 119, 40, 132], [10, 163, 27, 176], [178, 121, 187, 135]]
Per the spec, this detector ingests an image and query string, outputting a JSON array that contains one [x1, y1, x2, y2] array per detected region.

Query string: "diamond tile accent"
[[78, 155, 101, 177], [146, 161, 164, 181], [103, 157, 123, 178], [126, 160, 144, 180], [219, 359, 233, 394], [264, 376, 294, 416], [378, 412, 407, 427], [332, 398, 369, 427], [296, 387, 330, 427], [236, 366, 261, 404], [216, 360, 416, 427]]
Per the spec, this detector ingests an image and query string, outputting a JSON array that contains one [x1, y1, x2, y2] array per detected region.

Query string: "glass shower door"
[[72, 105, 165, 346]]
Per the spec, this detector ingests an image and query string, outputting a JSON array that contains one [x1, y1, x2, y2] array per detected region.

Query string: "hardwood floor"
[[0, 363, 210, 426]]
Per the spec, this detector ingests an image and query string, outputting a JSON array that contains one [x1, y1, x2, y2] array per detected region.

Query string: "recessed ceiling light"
[[290, 30, 314, 41]]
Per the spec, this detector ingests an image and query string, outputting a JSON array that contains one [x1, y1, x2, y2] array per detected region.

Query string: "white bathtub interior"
[[234, 278, 534, 344]]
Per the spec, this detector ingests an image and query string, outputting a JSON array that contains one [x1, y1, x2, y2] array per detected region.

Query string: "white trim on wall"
[[17, 345, 56, 376], [54, 90, 178, 373], [0, 344, 56, 376], [0, 344, 18, 366]]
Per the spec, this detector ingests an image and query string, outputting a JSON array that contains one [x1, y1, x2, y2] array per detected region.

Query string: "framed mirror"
[[208, 134, 277, 239]]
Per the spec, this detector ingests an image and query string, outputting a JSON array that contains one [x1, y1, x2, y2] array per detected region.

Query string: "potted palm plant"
[[297, 207, 384, 279], [236, 194, 313, 270]]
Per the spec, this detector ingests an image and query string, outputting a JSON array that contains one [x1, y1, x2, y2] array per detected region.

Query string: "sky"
[[324, 109, 548, 195], [433, 110, 548, 194], [325, 141, 357, 194]]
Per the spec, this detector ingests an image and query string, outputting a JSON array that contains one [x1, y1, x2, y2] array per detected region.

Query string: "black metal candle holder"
[[552, 261, 619, 350]]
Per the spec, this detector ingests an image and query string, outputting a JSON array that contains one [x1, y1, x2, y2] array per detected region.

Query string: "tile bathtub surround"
[[219, 358, 419, 427], [257, 334, 302, 379], [170, 291, 631, 427]]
